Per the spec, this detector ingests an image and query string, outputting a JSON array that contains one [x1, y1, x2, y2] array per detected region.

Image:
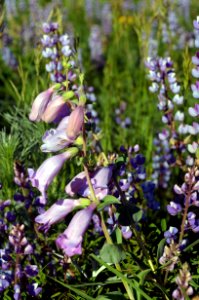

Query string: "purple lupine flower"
[[0, 199, 11, 211], [164, 226, 178, 244], [187, 141, 198, 153], [188, 104, 199, 117], [192, 67, 199, 78], [174, 184, 184, 195], [0, 274, 10, 292], [27, 282, 42, 297], [188, 212, 199, 232], [29, 88, 54, 121], [24, 265, 38, 277], [167, 201, 182, 216], [24, 244, 33, 255], [35, 199, 83, 232], [193, 17, 199, 30], [191, 81, 199, 98], [188, 122, 199, 135], [56, 204, 96, 257], [65, 166, 113, 200], [28, 149, 78, 204], [14, 284, 20, 300], [121, 226, 132, 239]]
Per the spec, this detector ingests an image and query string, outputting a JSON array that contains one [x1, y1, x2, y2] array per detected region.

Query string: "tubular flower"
[[65, 166, 113, 200], [35, 199, 82, 232], [41, 105, 84, 153], [56, 204, 96, 257], [28, 149, 78, 204]]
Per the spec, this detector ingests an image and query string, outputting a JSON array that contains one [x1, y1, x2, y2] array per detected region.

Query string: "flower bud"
[[41, 95, 70, 123], [29, 88, 54, 121], [66, 106, 84, 139]]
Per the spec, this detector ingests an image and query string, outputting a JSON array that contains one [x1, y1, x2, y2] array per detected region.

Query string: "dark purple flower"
[[27, 283, 42, 297], [0, 274, 10, 292], [25, 265, 38, 277]]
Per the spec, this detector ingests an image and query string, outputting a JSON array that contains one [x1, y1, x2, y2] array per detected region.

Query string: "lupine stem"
[[179, 168, 194, 244]]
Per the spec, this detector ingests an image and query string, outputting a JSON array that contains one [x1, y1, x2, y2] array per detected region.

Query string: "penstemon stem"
[[82, 116, 134, 300], [100, 211, 135, 300]]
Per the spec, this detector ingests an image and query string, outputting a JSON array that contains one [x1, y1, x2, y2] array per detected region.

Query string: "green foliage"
[[0, 130, 19, 197], [99, 243, 126, 264]]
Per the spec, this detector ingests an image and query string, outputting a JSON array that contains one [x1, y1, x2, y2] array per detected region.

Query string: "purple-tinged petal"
[[41, 94, 70, 123], [29, 88, 54, 121], [29, 150, 77, 204], [174, 184, 184, 195], [35, 199, 81, 232], [27, 283, 42, 297], [121, 226, 132, 239], [56, 116, 70, 130], [65, 171, 87, 196], [188, 104, 199, 117], [25, 265, 38, 277], [167, 201, 182, 216], [66, 106, 84, 139], [41, 129, 73, 152], [193, 17, 199, 30], [56, 204, 96, 257]]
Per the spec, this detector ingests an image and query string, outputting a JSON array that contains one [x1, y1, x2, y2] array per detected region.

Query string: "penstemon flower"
[[56, 204, 96, 257], [35, 198, 89, 232], [28, 149, 78, 204]]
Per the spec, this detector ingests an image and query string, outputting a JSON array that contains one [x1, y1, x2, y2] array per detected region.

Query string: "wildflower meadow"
[[0, 0, 199, 299]]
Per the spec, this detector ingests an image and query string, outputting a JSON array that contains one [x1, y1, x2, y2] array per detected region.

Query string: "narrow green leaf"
[[157, 239, 165, 260], [161, 219, 167, 232], [49, 277, 94, 300]]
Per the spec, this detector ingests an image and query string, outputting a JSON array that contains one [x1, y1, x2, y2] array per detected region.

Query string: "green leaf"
[[97, 195, 120, 211], [100, 243, 126, 264], [161, 219, 167, 232], [51, 292, 61, 298], [137, 269, 151, 285], [183, 239, 199, 252], [96, 292, 126, 300], [48, 277, 94, 300], [115, 226, 122, 244], [157, 238, 165, 260], [132, 210, 143, 223]]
